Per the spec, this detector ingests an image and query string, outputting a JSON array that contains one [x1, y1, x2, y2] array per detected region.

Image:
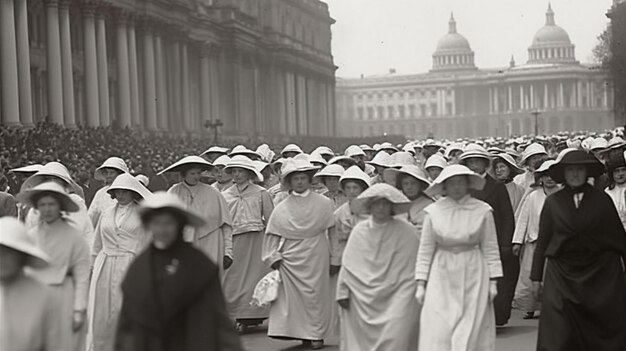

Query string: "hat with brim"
[[21, 162, 83, 196], [256, 144, 275, 163], [534, 160, 557, 174], [351, 183, 411, 215], [384, 165, 431, 189], [107, 173, 152, 199], [200, 146, 229, 157], [424, 164, 486, 197], [135, 174, 150, 187], [212, 155, 231, 167], [17, 181, 80, 212], [388, 151, 416, 168], [487, 147, 506, 155], [339, 166, 370, 190], [10, 164, 43, 174], [492, 153, 523, 175], [360, 144, 374, 152], [459, 144, 491, 162], [589, 138, 609, 152], [94, 157, 129, 181], [313, 146, 334, 157], [229, 145, 263, 159], [309, 152, 328, 167], [366, 151, 391, 168], [314, 164, 345, 179], [225, 155, 264, 182], [379, 142, 398, 153], [158, 156, 213, 175], [328, 156, 357, 167], [599, 137, 626, 154], [138, 192, 206, 228], [281, 144, 303, 157], [520, 143, 548, 165], [345, 145, 366, 158], [547, 149, 605, 184], [280, 158, 320, 182], [424, 154, 448, 170], [0, 217, 50, 268]]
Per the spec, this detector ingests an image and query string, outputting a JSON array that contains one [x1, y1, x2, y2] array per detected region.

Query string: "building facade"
[[336, 5, 614, 139], [0, 0, 337, 137]]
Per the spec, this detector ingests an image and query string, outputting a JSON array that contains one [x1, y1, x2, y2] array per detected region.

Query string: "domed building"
[[336, 4, 614, 139]]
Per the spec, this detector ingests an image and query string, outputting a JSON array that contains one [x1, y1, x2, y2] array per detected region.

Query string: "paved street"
[[241, 310, 538, 350]]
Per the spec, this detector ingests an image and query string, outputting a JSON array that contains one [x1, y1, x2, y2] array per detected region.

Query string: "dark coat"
[[115, 241, 243, 351], [471, 174, 519, 325], [532, 185, 626, 351]]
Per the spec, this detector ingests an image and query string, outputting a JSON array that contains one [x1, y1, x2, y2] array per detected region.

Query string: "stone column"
[[200, 45, 211, 125], [96, 11, 110, 126], [519, 85, 524, 111], [181, 42, 191, 130], [488, 87, 493, 114], [116, 15, 131, 128], [1, 0, 20, 125], [494, 86, 499, 113], [59, 0, 75, 126], [544, 83, 549, 109], [172, 41, 182, 131], [154, 33, 168, 130], [83, 3, 99, 127], [142, 25, 157, 130], [529, 84, 534, 109], [508, 85, 513, 112], [45, 0, 64, 124], [127, 20, 140, 127], [15, 0, 33, 125], [559, 82, 565, 108]]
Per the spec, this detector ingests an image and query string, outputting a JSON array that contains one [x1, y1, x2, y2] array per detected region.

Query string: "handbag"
[[251, 270, 282, 307]]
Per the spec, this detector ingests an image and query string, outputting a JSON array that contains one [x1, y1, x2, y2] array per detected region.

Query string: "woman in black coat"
[[115, 192, 242, 351], [531, 149, 626, 351]]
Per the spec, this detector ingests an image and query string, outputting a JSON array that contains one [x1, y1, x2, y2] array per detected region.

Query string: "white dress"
[[415, 195, 503, 351]]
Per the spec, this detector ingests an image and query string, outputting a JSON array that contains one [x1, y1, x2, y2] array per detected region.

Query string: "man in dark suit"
[[460, 145, 518, 326]]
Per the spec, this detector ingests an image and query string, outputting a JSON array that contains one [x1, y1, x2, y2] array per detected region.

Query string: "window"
[[409, 105, 416, 118], [357, 107, 364, 120], [399, 106, 405, 119], [430, 103, 437, 117], [377, 106, 384, 119], [420, 104, 426, 117], [446, 103, 453, 116], [387, 106, 394, 119], [367, 107, 375, 120]]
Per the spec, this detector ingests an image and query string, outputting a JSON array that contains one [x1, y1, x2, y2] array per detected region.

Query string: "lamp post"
[[531, 110, 541, 136], [204, 119, 223, 144]]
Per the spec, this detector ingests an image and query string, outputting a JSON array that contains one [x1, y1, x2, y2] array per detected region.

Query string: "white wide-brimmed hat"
[[225, 155, 264, 182], [424, 164, 486, 197], [138, 192, 206, 228], [309, 152, 328, 167], [314, 164, 345, 179], [158, 156, 213, 175], [599, 137, 626, 153], [94, 157, 129, 181], [379, 142, 399, 153], [135, 174, 150, 187], [339, 166, 370, 190], [344, 145, 365, 158], [492, 153, 524, 175], [17, 181, 80, 212], [312, 146, 334, 157], [367, 151, 391, 168], [0, 217, 50, 268], [351, 183, 411, 215], [535, 159, 557, 174], [21, 162, 82, 195], [459, 144, 491, 162], [10, 164, 43, 174], [107, 173, 152, 199], [443, 143, 464, 159], [256, 144, 276, 163], [212, 155, 231, 167], [229, 145, 262, 159], [280, 158, 320, 181], [359, 144, 374, 152], [520, 143, 548, 165], [328, 155, 357, 167], [402, 143, 416, 155], [424, 154, 448, 170], [387, 151, 416, 168], [253, 160, 271, 173], [384, 165, 431, 188], [589, 138, 609, 152], [281, 144, 303, 157], [200, 146, 229, 157]]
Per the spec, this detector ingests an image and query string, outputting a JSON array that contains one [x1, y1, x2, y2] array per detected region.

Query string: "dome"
[[431, 14, 477, 72], [434, 14, 472, 54], [527, 4, 576, 64], [530, 5, 572, 47]]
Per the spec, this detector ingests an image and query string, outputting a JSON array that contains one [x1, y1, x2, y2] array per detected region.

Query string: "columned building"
[[0, 0, 337, 137], [336, 5, 614, 139]]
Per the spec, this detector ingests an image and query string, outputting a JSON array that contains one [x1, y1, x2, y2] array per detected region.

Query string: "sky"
[[323, 0, 613, 78]]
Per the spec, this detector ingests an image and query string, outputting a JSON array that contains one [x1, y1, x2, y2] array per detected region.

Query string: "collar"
[[292, 189, 310, 197]]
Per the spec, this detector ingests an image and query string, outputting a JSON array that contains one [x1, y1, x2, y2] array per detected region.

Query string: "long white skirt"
[[49, 277, 86, 351], [513, 242, 540, 312]]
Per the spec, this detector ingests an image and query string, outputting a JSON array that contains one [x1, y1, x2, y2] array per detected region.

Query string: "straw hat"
[[158, 156, 213, 175], [0, 217, 49, 268], [281, 144, 303, 157], [138, 192, 205, 228], [535, 160, 557, 174], [600, 137, 626, 153], [314, 164, 345, 179], [94, 157, 129, 181], [9, 164, 43, 174], [135, 174, 150, 187], [200, 146, 229, 157], [309, 152, 328, 167], [225, 155, 265, 182], [351, 183, 411, 215], [444, 143, 464, 159], [253, 160, 271, 173], [424, 164, 486, 197], [229, 145, 262, 159], [256, 144, 275, 163], [212, 155, 231, 167], [344, 145, 366, 158], [589, 138, 609, 152], [312, 146, 334, 157], [520, 143, 548, 165], [280, 158, 320, 181], [384, 165, 431, 188], [388, 151, 416, 168], [107, 173, 152, 199], [379, 142, 398, 153], [17, 181, 80, 212], [459, 144, 491, 162], [359, 144, 374, 152], [366, 151, 391, 168], [21, 162, 82, 195], [424, 154, 448, 170], [547, 149, 605, 184], [328, 155, 357, 167], [339, 166, 370, 190], [492, 153, 523, 175]]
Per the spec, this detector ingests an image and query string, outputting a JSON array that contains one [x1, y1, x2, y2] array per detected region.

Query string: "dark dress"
[[115, 240, 243, 351], [531, 184, 626, 351], [471, 174, 519, 325]]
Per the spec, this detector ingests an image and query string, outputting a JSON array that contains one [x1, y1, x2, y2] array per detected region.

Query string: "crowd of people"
[[1, 123, 626, 351]]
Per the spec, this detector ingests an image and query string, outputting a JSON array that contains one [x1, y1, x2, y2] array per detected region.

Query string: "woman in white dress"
[[416, 165, 503, 351], [160, 156, 233, 273], [336, 183, 419, 351], [87, 173, 152, 351], [604, 153, 626, 230], [492, 153, 526, 213], [17, 182, 91, 351], [88, 157, 129, 226]]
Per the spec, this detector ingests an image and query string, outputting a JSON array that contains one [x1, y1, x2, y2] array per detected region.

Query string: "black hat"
[[548, 149, 605, 184]]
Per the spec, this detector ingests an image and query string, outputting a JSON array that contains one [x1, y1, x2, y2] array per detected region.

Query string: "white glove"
[[488, 280, 498, 302], [415, 284, 426, 305]]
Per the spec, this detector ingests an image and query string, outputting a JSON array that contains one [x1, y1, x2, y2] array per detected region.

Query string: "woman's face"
[[343, 181, 365, 200], [36, 195, 62, 223], [563, 165, 587, 188], [465, 158, 488, 175], [494, 161, 511, 181], [148, 213, 182, 249], [183, 167, 203, 186], [0, 246, 25, 281], [290, 173, 311, 194], [114, 189, 134, 206], [102, 168, 121, 186], [401, 176, 424, 200], [370, 198, 393, 222], [426, 167, 443, 181], [540, 174, 557, 188], [217, 166, 233, 183], [324, 177, 340, 192], [527, 154, 546, 171], [613, 167, 626, 185], [231, 168, 251, 185], [444, 175, 470, 200]]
